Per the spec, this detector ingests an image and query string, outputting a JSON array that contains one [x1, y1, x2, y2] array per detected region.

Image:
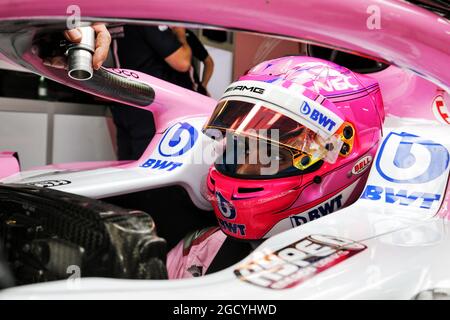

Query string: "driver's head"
[[203, 56, 384, 240]]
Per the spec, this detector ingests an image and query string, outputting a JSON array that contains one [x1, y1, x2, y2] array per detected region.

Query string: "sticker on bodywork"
[[26, 180, 71, 188], [360, 131, 450, 212], [432, 95, 449, 125], [140, 121, 199, 171], [234, 234, 366, 290], [352, 155, 372, 175]]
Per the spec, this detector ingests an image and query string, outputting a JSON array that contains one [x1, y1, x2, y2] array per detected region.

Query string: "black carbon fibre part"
[[90, 68, 155, 106], [0, 22, 154, 107], [0, 184, 167, 285]]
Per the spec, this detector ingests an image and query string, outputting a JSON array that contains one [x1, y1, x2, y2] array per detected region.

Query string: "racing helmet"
[[203, 56, 384, 240]]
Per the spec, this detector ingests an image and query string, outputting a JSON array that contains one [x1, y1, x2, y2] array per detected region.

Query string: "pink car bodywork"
[[0, 152, 20, 179], [0, 3, 446, 132], [0, 0, 447, 200], [0, 0, 448, 215], [0, 0, 448, 88], [0, 1, 446, 149], [0, 0, 447, 294]]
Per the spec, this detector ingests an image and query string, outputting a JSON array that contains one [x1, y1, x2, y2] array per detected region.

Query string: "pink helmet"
[[203, 56, 384, 240]]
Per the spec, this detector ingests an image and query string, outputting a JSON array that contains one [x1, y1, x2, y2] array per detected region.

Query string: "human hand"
[[44, 23, 111, 70]]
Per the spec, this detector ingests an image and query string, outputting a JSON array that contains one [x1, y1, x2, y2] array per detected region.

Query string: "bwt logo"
[[300, 100, 312, 115], [158, 122, 198, 157], [361, 131, 449, 210], [361, 185, 440, 209], [299, 101, 337, 132], [376, 132, 449, 184], [140, 158, 182, 171], [215, 193, 247, 236], [291, 194, 343, 227], [218, 219, 246, 236], [216, 191, 236, 219]]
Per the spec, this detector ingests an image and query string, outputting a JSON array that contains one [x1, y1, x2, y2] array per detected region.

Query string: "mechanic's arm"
[[166, 27, 192, 72], [201, 55, 214, 88]]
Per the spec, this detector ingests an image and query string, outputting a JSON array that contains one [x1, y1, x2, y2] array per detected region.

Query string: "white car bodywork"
[[0, 117, 215, 210], [0, 0, 448, 300], [1, 117, 449, 299]]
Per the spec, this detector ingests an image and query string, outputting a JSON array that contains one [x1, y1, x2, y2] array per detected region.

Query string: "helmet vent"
[[210, 176, 216, 185], [238, 187, 264, 193]]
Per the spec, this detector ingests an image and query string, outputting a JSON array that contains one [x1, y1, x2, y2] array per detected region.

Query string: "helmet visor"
[[204, 99, 344, 171]]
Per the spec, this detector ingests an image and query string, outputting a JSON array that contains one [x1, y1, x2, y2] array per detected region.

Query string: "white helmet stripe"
[[221, 80, 344, 138]]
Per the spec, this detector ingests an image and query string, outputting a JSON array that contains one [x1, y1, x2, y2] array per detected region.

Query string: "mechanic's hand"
[[44, 23, 111, 70]]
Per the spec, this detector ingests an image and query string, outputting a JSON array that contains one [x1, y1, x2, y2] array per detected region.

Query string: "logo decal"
[[218, 219, 246, 236], [187, 265, 203, 277], [432, 95, 449, 125], [140, 158, 182, 171], [375, 132, 449, 184], [361, 185, 440, 209], [234, 234, 366, 290], [111, 68, 139, 79], [290, 194, 343, 227], [27, 180, 71, 188], [287, 62, 360, 92], [224, 85, 265, 94], [352, 155, 372, 175], [216, 191, 236, 219], [158, 122, 198, 157], [299, 101, 337, 132], [299, 100, 311, 115], [360, 131, 450, 211], [216, 191, 246, 236]]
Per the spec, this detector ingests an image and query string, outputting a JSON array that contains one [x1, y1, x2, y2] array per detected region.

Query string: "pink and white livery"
[[0, 0, 449, 300]]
